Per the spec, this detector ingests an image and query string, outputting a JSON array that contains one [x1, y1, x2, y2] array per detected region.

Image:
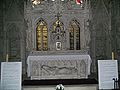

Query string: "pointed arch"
[[7, 24, 20, 61], [52, 19, 64, 32], [80, 60, 86, 77], [69, 20, 80, 50], [36, 19, 48, 51]]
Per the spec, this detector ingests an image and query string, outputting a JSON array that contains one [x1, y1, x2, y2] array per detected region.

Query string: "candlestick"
[[6, 54, 9, 62], [112, 52, 114, 60]]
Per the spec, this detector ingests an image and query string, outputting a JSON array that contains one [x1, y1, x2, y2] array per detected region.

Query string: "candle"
[[6, 54, 9, 62], [112, 52, 114, 60]]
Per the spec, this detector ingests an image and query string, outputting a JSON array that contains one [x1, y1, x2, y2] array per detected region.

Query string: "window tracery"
[[36, 20, 48, 51], [52, 19, 64, 33], [69, 20, 80, 50]]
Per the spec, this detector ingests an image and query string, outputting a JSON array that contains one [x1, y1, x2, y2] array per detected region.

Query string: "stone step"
[[22, 79, 98, 85], [23, 84, 97, 90], [23, 79, 98, 90]]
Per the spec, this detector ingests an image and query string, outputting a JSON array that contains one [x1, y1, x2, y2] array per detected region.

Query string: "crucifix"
[[55, 12, 62, 25]]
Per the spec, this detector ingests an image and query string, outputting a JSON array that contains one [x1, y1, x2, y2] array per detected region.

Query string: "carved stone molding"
[[27, 54, 91, 79]]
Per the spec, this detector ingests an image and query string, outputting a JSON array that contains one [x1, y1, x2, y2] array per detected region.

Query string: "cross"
[[55, 12, 62, 21]]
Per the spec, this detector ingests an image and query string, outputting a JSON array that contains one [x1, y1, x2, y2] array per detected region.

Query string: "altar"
[[27, 54, 91, 80]]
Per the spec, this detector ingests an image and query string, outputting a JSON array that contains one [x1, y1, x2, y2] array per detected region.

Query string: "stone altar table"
[[27, 54, 91, 80]]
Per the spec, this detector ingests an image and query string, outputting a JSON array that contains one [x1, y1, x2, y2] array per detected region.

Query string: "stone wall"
[[0, 0, 26, 74], [0, 0, 4, 61], [111, 0, 120, 72], [24, 0, 91, 52], [90, 0, 120, 73]]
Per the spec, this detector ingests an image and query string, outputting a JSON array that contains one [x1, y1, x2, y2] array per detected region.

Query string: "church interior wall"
[[90, 0, 120, 74], [0, 0, 4, 76], [0, 0, 120, 79]]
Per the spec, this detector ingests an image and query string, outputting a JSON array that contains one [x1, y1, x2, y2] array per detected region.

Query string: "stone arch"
[[69, 19, 81, 50], [7, 23, 20, 61], [49, 19, 64, 32], [80, 60, 86, 77], [36, 19, 48, 51], [49, 18, 66, 50], [32, 61, 39, 76], [35, 18, 48, 29]]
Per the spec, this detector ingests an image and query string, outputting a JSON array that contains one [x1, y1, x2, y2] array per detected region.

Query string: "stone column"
[[90, 26, 96, 73], [20, 24, 26, 75]]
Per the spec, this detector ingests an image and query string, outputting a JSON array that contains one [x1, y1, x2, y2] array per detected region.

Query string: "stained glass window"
[[69, 20, 80, 50], [36, 20, 48, 51]]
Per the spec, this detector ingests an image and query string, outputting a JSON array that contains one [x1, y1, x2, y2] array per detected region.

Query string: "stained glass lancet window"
[[69, 20, 80, 50], [36, 20, 48, 51]]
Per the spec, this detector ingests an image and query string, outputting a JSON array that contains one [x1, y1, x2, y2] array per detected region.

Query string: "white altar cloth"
[[27, 54, 91, 80]]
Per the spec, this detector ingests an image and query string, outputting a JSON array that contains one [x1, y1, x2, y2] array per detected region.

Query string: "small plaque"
[[1, 62, 22, 90], [98, 60, 118, 89]]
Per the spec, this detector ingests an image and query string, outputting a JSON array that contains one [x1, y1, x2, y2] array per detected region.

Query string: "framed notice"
[[98, 60, 118, 89], [1, 62, 22, 90]]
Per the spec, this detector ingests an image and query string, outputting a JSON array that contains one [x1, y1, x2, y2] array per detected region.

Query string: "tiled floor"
[[23, 84, 97, 90]]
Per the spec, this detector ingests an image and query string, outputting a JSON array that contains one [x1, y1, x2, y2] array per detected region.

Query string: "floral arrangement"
[[56, 84, 64, 90]]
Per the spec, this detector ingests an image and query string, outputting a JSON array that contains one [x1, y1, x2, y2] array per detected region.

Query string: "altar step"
[[22, 79, 98, 85], [23, 79, 98, 90], [23, 84, 97, 90]]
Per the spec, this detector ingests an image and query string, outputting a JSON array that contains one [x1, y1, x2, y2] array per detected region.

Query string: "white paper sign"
[[1, 62, 22, 90], [98, 60, 118, 89]]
